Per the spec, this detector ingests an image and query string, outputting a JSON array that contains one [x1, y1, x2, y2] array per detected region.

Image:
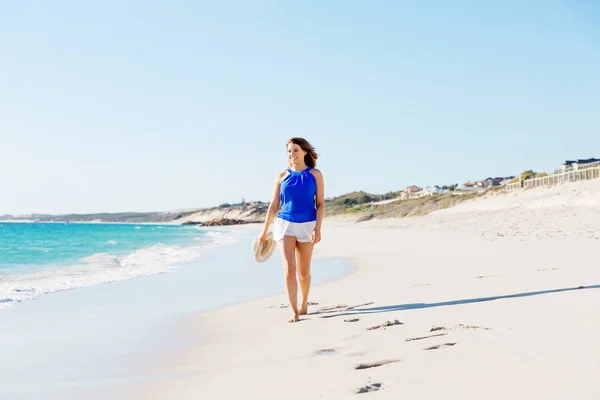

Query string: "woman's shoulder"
[[275, 169, 289, 181], [309, 168, 322, 177]]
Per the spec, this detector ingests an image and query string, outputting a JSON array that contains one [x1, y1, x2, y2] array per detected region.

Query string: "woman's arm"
[[311, 169, 325, 244], [260, 171, 285, 239]]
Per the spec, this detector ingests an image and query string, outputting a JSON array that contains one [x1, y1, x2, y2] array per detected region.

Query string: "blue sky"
[[1, 1, 599, 214]]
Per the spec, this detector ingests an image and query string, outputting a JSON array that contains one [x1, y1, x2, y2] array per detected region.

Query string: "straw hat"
[[252, 231, 276, 263]]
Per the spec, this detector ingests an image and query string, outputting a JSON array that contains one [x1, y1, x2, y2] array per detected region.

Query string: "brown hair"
[[287, 137, 318, 168]]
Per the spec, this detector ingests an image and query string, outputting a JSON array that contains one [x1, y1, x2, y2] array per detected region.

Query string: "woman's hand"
[[258, 230, 268, 244], [311, 228, 321, 244]]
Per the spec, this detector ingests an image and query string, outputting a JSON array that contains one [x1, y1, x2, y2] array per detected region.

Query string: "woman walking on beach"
[[258, 137, 324, 323]]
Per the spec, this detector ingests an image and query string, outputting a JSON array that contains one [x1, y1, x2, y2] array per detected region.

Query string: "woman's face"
[[287, 143, 307, 165]]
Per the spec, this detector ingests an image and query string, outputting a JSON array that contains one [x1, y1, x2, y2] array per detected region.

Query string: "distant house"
[[487, 176, 514, 187], [401, 185, 423, 200], [473, 176, 515, 188], [461, 181, 476, 191], [474, 179, 488, 188], [421, 186, 443, 196], [499, 176, 515, 186], [562, 158, 600, 171]]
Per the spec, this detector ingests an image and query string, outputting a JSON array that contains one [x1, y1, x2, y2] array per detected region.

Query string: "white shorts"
[[272, 217, 316, 242]]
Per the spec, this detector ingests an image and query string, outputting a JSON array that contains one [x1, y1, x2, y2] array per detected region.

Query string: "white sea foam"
[[0, 229, 241, 310]]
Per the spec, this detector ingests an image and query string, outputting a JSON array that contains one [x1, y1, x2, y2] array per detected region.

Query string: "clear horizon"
[[2, 1, 600, 214]]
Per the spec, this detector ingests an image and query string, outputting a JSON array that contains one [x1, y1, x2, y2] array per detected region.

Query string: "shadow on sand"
[[317, 284, 600, 319]]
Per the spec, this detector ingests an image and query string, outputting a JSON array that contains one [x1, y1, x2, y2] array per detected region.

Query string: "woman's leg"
[[296, 240, 315, 315], [279, 235, 299, 322]]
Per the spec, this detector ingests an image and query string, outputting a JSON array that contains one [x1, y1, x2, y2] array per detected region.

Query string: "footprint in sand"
[[428, 324, 490, 332], [278, 301, 318, 309], [424, 342, 457, 351], [476, 274, 499, 279], [356, 383, 382, 394], [367, 320, 403, 330], [405, 333, 448, 342], [319, 302, 375, 312], [315, 348, 336, 356], [430, 326, 447, 332], [355, 359, 400, 370], [458, 324, 490, 331]]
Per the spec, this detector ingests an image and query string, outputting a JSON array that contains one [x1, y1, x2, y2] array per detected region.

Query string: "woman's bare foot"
[[299, 300, 308, 315], [288, 312, 299, 323]]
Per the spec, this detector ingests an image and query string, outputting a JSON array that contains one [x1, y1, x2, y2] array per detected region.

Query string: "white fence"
[[504, 181, 522, 191], [563, 160, 600, 172], [524, 167, 600, 189], [506, 165, 600, 191]]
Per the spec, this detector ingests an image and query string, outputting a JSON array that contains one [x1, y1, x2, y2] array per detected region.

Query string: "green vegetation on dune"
[[324, 190, 403, 215], [372, 192, 480, 218], [507, 169, 548, 184], [206, 190, 482, 223], [181, 190, 484, 222], [324, 191, 482, 221]]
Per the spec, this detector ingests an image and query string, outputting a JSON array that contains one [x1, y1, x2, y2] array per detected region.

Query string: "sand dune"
[[436, 179, 600, 213]]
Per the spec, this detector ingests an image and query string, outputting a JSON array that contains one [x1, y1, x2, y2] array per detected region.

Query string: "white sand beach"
[[128, 180, 600, 399]]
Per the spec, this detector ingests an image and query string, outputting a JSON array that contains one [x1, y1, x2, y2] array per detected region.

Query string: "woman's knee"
[[297, 269, 311, 281], [283, 261, 296, 277]]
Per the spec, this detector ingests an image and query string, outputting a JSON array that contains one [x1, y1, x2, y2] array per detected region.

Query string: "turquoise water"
[[0, 227, 352, 399], [0, 222, 223, 308], [0, 222, 207, 271]]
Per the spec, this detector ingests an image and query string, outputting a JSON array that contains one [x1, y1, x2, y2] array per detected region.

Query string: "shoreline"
[[0, 222, 237, 313], [124, 185, 600, 399], [0, 224, 353, 400]]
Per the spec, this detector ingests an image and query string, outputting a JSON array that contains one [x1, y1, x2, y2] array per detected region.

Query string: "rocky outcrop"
[[176, 202, 267, 225], [183, 217, 254, 226]]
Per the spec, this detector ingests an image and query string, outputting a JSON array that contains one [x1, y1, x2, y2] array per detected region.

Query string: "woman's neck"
[[290, 162, 308, 172]]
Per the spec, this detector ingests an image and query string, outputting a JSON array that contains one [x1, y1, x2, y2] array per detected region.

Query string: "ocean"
[[0, 222, 351, 399], [0, 222, 228, 310]]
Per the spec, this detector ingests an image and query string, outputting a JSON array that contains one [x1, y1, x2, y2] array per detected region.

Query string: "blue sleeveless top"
[[277, 167, 317, 223]]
